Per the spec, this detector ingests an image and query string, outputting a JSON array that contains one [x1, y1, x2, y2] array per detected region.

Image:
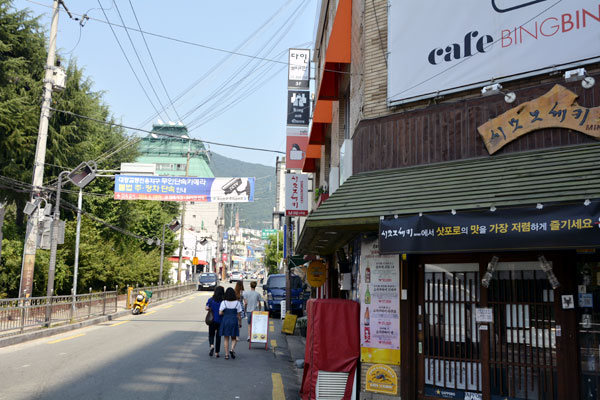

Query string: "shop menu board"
[[360, 239, 400, 365], [250, 311, 269, 346]]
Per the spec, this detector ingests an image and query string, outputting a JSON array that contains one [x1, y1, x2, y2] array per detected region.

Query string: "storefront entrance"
[[416, 254, 576, 400]]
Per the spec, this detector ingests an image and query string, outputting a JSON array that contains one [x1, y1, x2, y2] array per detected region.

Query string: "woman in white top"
[[218, 287, 243, 359]]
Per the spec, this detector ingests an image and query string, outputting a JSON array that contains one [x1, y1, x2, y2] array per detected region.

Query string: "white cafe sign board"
[[388, 0, 600, 104]]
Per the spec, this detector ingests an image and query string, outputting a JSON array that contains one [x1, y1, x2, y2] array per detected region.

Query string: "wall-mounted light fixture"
[[481, 83, 516, 103], [564, 68, 595, 89]]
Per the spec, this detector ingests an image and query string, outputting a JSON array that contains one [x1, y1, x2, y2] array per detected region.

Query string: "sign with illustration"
[[286, 135, 309, 170], [250, 311, 269, 348], [307, 260, 327, 287], [360, 239, 400, 365], [287, 90, 310, 126], [380, 200, 600, 254], [285, 173, 308, 216], [478, 85, 600, 154], [288, 48, 310, 89], [114, 176, 255, 202], [365, 364, 398, 395]]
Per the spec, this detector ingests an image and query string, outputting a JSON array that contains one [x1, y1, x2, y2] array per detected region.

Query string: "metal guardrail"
[[0, 282, 196, 337]]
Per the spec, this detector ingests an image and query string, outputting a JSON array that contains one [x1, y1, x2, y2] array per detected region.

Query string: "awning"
[[296, 143, 600, 255], [168, 256, 190, 262]]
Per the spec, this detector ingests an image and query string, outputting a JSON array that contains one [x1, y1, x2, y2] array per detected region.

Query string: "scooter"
[[132, 290, 152, 315]]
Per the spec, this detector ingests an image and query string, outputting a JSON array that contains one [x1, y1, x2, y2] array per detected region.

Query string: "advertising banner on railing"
[[379, 200, 600, 254], [388, 0, 600, 104], [114, 175, 255, 202]]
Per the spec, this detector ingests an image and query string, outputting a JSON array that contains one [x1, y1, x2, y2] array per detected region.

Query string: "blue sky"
[[14, 0, 319, 167]]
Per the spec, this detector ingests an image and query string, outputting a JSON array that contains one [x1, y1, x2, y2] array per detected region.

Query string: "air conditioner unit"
[[316, 371, 348, 400]]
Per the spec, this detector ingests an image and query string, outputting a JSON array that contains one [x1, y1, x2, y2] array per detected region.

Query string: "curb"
[[0, 292, 193, 349]]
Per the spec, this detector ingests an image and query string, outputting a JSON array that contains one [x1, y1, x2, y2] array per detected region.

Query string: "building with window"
[[296, 1, 600, 399], [137, 123, 225, 280]]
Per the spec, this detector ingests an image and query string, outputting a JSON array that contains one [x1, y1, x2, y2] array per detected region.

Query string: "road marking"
[[110, 321, 129, 327], [272, 372, 285, 400], [271, 339, 277, 349], [163, 305, 174, 309], [143, 310, 157, 316], [270, 325, 275, 332], [48, 334, 85, 344]]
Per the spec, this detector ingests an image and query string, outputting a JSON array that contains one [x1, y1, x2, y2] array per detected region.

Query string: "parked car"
[[229, 270, 244, 283], [263, 274, 307, 317], [198, 273, 219, 291]]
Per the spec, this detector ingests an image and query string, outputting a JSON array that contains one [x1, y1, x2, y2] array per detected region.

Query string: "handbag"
[[205, 308, 214, 325]]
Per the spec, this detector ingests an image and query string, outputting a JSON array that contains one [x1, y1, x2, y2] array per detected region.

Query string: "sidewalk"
[[0, 292, 188, 348], [284, 329, 307, 390]]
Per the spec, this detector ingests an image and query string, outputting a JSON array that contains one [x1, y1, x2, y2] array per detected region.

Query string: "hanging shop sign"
[[114, 176, 255, 202], [388, 0, 600, 105], [379, 200, 600, 254], [285, 173, 308, 216], [286, 135, 309, 170], [307, 261, 327, 287], [287, 90, 310, 126], [360, 239, 401, 365], [479, 85, 600, 154], [365, 364, 398, 395], [288, 49, 310, 89]]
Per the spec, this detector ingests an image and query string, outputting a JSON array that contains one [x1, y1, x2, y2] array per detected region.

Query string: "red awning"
[[167, 256, 190, 262]]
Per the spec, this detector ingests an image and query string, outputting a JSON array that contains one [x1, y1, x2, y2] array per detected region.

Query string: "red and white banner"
[[285, 173, 308, 216]]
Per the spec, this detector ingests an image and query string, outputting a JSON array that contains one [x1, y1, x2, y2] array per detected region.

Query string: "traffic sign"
[[261, 229, 278, 239]]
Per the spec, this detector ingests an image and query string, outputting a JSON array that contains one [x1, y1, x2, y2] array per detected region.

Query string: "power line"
[[110, 0, 173, 122], [128, 0, 182, 122], [95, 0, 166, 121], [48, 106, 285, 154]]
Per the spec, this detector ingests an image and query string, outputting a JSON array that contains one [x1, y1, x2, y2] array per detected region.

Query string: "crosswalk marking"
[[271, 372, 285, 400]]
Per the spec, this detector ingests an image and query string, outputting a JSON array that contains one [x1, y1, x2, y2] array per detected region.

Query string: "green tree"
[[264, 233, 283, 275], [0, 1, 183, 297]]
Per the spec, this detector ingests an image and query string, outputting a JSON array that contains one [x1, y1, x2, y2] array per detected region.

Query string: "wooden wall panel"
[[353, 77, 600, 174]]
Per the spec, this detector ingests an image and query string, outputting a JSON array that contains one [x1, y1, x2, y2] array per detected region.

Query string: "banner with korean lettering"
[[285, 173, 308, 216], [288, 48, 310, 89], [114, 175, 255, 202], [360, 239, 401, 365], [379, 200, 600, 254]]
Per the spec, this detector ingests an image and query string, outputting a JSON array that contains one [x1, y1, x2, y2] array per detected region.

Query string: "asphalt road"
[[0, 285, 299, 400]]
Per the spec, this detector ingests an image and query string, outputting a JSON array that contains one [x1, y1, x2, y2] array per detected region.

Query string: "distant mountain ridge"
[[208, 152, 276, 231]]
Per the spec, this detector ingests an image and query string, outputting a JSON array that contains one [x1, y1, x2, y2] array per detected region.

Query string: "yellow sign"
[[307, 261, 327, 287], [478, 84, 600, 155], [361, 347, 400, 365], [365, 364, 398, 395], [192, 257, 199, 265], [281, 313, 298, 334]]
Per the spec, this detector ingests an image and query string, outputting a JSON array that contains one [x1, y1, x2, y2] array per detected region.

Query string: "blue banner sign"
[[114, 176, 255, 202]]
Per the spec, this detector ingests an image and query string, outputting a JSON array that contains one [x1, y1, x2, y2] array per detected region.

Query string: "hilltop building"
[[137, 122, 225, 282]]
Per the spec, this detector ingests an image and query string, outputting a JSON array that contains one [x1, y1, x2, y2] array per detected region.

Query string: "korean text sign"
[[114, 175, 255, 202], [379, 200, 600, 254], [285, 173, 308, 216], [360, 239, 401, 365]]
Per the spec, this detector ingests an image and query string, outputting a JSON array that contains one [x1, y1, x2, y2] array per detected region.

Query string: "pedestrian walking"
[[205, 286, 224, 358], [243, 281, 264, 341], [234, 280, 245, 303], [219, 287, 243, 359]]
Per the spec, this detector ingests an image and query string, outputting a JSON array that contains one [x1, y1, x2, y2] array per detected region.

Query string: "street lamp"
[[159, 218, 180, 286], [47, 161, 97, 324]]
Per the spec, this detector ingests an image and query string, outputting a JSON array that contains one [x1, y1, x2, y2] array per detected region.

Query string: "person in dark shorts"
[[243, 281, 263, 341]]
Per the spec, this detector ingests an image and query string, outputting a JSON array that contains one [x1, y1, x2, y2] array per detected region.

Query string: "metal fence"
[[0, 282, 196, 337]]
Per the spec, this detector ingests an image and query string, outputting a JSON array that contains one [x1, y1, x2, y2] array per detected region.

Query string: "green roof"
[[297, 143, 600, 254], [136, 124, 214, 177]]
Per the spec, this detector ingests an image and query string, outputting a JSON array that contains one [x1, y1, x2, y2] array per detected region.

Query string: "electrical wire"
[[48, 107, 285, 154], [110, 0, 173, 122], [96, 0, 166, 121], [128, 0, 182, 122]]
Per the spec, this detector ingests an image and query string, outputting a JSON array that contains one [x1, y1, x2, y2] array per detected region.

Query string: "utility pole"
[[176, 139, 191, 283], [19, 0, 61, 298]]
